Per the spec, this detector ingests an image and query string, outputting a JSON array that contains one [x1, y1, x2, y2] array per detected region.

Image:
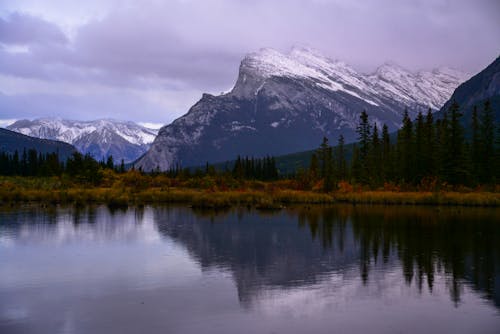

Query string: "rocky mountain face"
[[135, 47, 467, 171], [0, 128, 76, 160], [7, 118, 158, 163], [439, 55, 500, 122]]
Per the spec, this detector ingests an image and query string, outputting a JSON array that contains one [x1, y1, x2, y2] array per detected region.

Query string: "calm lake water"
[[0, 204, 499, 334]]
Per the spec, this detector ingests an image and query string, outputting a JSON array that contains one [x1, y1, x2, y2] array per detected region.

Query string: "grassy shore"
[[1, 176, 499, 208]]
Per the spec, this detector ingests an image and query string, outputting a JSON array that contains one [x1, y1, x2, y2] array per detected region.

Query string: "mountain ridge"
[[0, 128, 76, 160], [135, 47, 467, 171], [7, 118, 158, 163]]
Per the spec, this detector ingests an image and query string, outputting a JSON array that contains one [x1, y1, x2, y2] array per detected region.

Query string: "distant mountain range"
[[7, 119, 158, 163], [135, 47, 467, 171], [0, 128, 76, 160]]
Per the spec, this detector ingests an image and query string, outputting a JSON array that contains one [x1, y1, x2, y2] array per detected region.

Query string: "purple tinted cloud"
[[0, 0, 498, 123], [0, 12, 67, 45]]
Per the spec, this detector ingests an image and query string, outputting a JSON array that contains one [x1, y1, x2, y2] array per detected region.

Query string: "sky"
[[0, 0, 499, 128]]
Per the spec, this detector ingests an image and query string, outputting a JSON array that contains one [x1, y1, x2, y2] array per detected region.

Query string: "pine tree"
[[316, 137, 335, 191], [317, 137, 330, 179], [423, 109, 436, 178], [336, 134, 347, 181], [12, 150, 20, 175], [356, 110, 371, 184], [415, 112, 425, 182], [106, 156, 114, 170], [370, 124, 382, 186], [470, 106, 481, 183], [233, 155, 244, 179], [351, 145, 361, 183], [323, 145, 334, 192], [119, 159, 125, 173], [445, 101, 467, 185], [480, 100, 494, 183], [495, 122, 500, 183], [397, 110, 415, 183], [381, 124, 392, 182], [309, 153, 319, 181]]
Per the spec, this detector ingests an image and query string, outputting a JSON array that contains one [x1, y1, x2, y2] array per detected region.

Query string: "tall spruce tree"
[[415, 112, 425, 182], [370, 124, 382, 186], [356, 110, 371, 184], [480, 100, 495, 183], [424, 109, 436, 179], [381, 124, 392, 182], [336, 134, 347, 181], [317, 137, 334, 191], [397, 110, 415, 183], [471, 106, 481, 183], [444, 101, 467, 185]]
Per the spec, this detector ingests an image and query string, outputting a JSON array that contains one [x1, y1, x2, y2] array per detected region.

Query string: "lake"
[[1, 204, 499, 333]]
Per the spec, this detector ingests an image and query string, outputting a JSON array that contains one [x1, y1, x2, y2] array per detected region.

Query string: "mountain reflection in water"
[[0, 204, 499, 334], [152, 205, 500, 308]]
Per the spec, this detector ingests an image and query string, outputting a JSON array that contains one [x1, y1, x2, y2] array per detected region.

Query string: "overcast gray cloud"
[[0, 0, 499, 125]]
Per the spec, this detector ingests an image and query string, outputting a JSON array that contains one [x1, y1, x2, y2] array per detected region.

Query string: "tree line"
[[303, 100, 499, 191], [0, 150, 125, 184], [160, 155, 279, 181], [1, 100, 498, 190]]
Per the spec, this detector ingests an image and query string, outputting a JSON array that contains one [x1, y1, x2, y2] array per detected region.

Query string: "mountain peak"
[[135, 47, 469, 171]]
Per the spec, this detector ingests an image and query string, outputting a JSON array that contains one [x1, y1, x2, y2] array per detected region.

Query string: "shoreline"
[[1, 186, 499, 208]]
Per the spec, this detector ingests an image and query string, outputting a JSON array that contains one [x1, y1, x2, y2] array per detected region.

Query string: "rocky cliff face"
[[136, 47, 467, 171], [439, 55, 500, 121]]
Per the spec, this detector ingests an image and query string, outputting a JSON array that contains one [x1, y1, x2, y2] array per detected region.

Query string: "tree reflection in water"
[[154, 205, 500, 309]]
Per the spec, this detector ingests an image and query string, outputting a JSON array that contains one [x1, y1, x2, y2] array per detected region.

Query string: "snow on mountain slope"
[[135, 47, 468, 171], [7, 118, 158, 163], [368, 63, 469, 110], [243, 46, 467, 111]]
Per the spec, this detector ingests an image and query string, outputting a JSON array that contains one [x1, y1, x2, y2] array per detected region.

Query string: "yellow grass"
[[1, 176, 499, 207]]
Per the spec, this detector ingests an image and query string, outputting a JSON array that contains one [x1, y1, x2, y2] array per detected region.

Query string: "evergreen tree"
[[480, 100, 495, 183], [415, 112, 425, 182], [444, 101, 467, 185], [356, 111, 371, 184], [106, 156, 114, 170], [351, 145, 361, 183], [12, 150, 20, 175], [336, 134, 347, 181], [119, 159, 125, 173], [317, 137, 330, 179], [309, 153, 319, 181], [470, 106, 481, 183], [397, 110, 415, 183], [381, 124, 392, 182], [423, 109, 436, 179], [232, 155, 244, 179], [370, 124, 382, 186]]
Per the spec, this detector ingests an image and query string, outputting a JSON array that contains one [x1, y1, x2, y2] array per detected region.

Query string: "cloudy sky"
[[0, 0, 499, 128]]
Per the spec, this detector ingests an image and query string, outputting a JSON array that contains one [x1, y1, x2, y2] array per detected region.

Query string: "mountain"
[[7, 118, 158, 163], [0, 128, 76, 160], [440, 55, 500, 122], [135, 47, 467, 171]]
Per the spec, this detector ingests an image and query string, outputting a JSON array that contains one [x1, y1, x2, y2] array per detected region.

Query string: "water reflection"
[[152, 205, 500, 309], [0, 204, 499, 334]]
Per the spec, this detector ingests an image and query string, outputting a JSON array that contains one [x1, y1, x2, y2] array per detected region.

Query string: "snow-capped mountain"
[[7, 118, 158, 163], [134, 47, 468, 171]]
